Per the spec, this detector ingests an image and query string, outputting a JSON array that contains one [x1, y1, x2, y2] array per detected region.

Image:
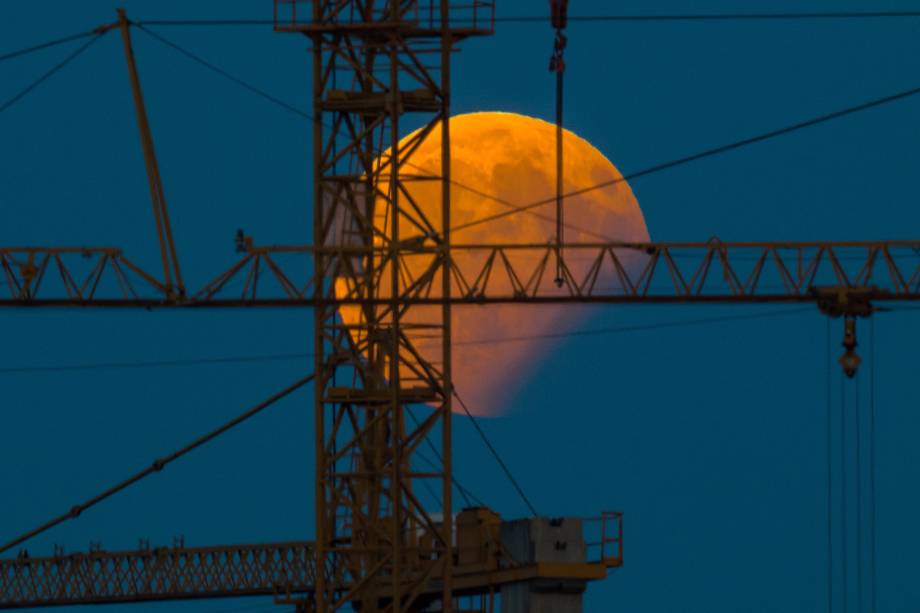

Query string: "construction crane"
[[1, 2, 918, 613]]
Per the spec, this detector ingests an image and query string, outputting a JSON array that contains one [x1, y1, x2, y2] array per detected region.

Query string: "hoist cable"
[[870, 317, 877, 613], [856, 371, 863, 612], [826, 317, 834, 613], [841, 370, 848, 613]]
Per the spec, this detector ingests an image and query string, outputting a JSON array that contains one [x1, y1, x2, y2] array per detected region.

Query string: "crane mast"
[[274, 2, 493, 611]]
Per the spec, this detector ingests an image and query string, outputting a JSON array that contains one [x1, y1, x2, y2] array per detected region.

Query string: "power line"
[[0, 374, 313, 556], [452, 389, 538, 517], [0, 33, 105, 115], [453, 80, 920, 232], [0, 307, 814, 376]]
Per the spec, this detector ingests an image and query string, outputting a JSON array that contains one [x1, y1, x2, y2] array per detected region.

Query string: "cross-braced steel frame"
[[275, 2, 492, 611]]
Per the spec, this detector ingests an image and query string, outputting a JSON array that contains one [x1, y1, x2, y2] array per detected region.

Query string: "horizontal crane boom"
[[1, 240, 917, 310], [0, 541, 315, 609], [0, 511, 623, 610]]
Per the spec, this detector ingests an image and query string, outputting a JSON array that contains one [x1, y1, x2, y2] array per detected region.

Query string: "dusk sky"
[[2, 1, 920, 612]]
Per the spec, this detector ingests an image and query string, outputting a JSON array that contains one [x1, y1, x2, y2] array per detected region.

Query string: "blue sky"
[[2, 1, 920, 612]]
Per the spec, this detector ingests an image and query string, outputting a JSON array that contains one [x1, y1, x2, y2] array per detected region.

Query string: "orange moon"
[[337, 112, 649, 416]]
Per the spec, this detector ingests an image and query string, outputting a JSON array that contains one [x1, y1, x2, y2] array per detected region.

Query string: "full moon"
[[338, 112, 649, 415]]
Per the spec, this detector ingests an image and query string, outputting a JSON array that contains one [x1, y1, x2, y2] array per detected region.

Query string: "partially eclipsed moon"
[[336, 112, 650, 416]]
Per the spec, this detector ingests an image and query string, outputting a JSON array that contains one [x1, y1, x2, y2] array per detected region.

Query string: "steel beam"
[[2, 241, 917, 309]]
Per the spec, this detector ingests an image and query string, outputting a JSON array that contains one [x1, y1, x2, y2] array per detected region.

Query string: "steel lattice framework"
[[0, 542, 316, 609], [0, 526, 623, 610], [2, 241, 918, 309], [2, 1, 920, 612], [278, 2, 493, 612]]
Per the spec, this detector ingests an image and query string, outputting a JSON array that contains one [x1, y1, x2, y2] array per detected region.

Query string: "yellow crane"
[[0, 2, 917, 612]]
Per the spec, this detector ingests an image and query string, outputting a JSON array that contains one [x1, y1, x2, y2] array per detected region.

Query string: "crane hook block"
[[839, 317, 861, 378], [550, 0, 569, 30]]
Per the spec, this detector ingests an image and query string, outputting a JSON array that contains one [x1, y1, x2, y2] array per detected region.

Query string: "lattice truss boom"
[[2, 241, 918, 306], [0, 543, 315, 609]]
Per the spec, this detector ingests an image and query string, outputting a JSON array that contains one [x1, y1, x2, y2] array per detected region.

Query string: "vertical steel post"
[[310, 0, 327, 608], [440, 2, 455, 610], [387, 2, 403, 605]]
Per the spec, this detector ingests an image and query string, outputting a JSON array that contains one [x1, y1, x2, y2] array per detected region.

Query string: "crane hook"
[[839, 317, 861, 378]]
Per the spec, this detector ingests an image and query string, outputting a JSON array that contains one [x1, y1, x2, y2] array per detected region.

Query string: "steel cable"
[[113, 24, 920, 254], [133, 23, 310, 121], [495, 12, 920, 23], [131, 23, 614, 242], [131, 21, 920, 250], [0, 352, 310, 375], [870, 317, 877, 613], [133, 12, 920, 27], [841, 371, 848, 613], [0, 307, 814, 376], [826, 317, 834, 613], [454, 82, 920, 232], [0, 29, 98, 62], [0, 373, 314, 555], [0, 33, 105, 115], [856, 370, 863, 612], [406, 405, 484, 508], [452, 389, 538, 517]]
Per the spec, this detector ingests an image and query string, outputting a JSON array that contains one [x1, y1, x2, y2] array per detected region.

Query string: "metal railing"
[[585, 511, 623, 568], [273, 0, 495, 33]]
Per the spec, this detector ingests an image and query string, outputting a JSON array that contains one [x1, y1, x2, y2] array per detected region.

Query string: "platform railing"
[[273, 0, 495, 34], [585, 511, 624, 568]]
